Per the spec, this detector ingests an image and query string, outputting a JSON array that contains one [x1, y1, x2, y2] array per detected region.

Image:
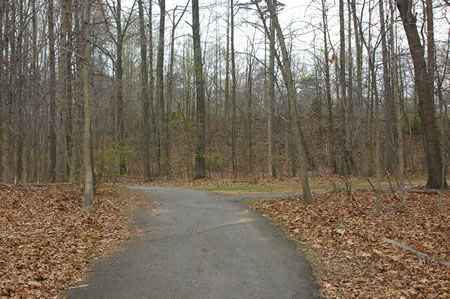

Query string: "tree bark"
[[156, 0, 168, 177], [192, 0, 206, 179], [230, 0, 237, 178], [338, 0, 350, 174], [82, 0, 93, 212], [267, 18, 276, 178], [321, 0, 336, 174], [61, 0, 74, 183], [138, 0, 151, 181], [389, 0, 405, 195], [350, 0, 368, 177], [0, 0, 4, 180], [379, 0, 396, 174], [397, 0, 446, 188], [262, 0, 313, 203], [116, 0, 127, 175], [48, 0, 57, 182]]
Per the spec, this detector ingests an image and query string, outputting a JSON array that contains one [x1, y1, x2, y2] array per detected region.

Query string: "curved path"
[[68, 187, 319, 299]]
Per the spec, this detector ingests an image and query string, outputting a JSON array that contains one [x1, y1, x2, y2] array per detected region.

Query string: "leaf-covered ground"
[[0, 183, 138, 298], [248, 190, 449, 298]]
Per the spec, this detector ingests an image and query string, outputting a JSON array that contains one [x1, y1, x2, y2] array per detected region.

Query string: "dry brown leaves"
[[249, 190, 449, 298], [0, 183, 137, 298]]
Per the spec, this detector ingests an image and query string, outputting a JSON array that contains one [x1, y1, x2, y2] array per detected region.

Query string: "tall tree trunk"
[[166, 4, 188, 178], [82, 0, 93, 212], [345, 0, 354, 174], [157, 0, 167, 176], [321, 0, 335, 173], [138, 0, 151, 181], [350, 0, 368, 177], [379, 0, 396, 174], [192, 0, 206, 179], [6, 0, 14, 181], [373, 58, 382, 216], [225, 4, 230, 121], [389, 0, 405, 195], [245, 51, 253, 173], [148, 1, 156, 175], [62, 0, 74, 182], [267, 18, 276, 178], [260, 0, 313, 203], [48, 0, 57, 182], [15, 0, 24, 183], [338, 0, 349, 174], [397, 0, 446, 188], [116, 0, 127, 175], [0, 0, 4, 180], [230, 0, 237, 178]]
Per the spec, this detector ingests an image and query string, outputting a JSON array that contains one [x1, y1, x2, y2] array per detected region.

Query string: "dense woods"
[[0, 0, 448, 202]]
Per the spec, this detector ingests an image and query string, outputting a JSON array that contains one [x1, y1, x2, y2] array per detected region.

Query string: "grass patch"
[[197, 184, 302, 193]]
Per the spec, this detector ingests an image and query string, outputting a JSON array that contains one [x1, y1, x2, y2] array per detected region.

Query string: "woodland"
[[0, 0, 449, 297], [0, 0, 448, 199]]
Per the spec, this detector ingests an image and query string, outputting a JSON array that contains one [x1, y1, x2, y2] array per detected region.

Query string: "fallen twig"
[[382, 237, 450, 267]]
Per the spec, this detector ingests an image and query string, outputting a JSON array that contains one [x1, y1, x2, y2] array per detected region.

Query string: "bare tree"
[[397, 0, 447, 188], [48, 0, 57, 182], [389, 0, 405, 195], [82, 0, 94, 212], [193, 0, 206, 179], [379, 0, 396, 174], [257, 0, 313, 203], [166, 2, 189, 176], [156, 0, 168, 176], [138, 0, 151, 181], [230, 0, 237, 178], [267, 16, 276, 178], [61, 0, 74, 182]]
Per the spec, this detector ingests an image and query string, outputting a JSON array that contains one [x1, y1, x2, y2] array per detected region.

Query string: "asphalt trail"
[[68, 187, 319, 299]]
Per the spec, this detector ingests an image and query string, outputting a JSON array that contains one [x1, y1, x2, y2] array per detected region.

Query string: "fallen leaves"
[[0, 183, 137, 298], [248, 190, 449, 298]]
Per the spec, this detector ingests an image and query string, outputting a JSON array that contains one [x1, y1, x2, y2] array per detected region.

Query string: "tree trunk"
[[350, 0, 368, 177], [338, 0, 350, 174], [245, 50, 253, 173], [82, 0, 93, 212], [138, 0, 151, 181], [321, 0, 336, 174], [267, 18, 276, 178], [61, 0, 74, 183], [346, 0, 354, 174], [230, 0, 237, 178], [157, 0, 167, 177], [379, 0, 396, 174], [389, 0, 405, 195], [262, 0, 313, 203], [192, 0, 206, 179], [116, 0, 127, 175], [397, 0, 446, 188], [48, 0, 57, 182], [0, 0, 4, 180]]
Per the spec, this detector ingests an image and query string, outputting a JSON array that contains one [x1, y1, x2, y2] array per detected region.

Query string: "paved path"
[[68, 187, 319, 299]]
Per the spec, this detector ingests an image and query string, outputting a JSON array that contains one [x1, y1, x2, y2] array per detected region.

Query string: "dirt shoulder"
[[0, 183, 139, 298], [247, 190, 449, 298]]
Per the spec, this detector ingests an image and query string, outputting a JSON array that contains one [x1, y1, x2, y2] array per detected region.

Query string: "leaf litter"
[[248, 190, 449, 298], [0, 183, 139, 298]]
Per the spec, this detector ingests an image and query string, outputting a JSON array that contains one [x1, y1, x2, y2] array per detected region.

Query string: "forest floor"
[[0, 183, 140, 298], [1, 176, 448, 298], [247, 189, 449, 298]]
